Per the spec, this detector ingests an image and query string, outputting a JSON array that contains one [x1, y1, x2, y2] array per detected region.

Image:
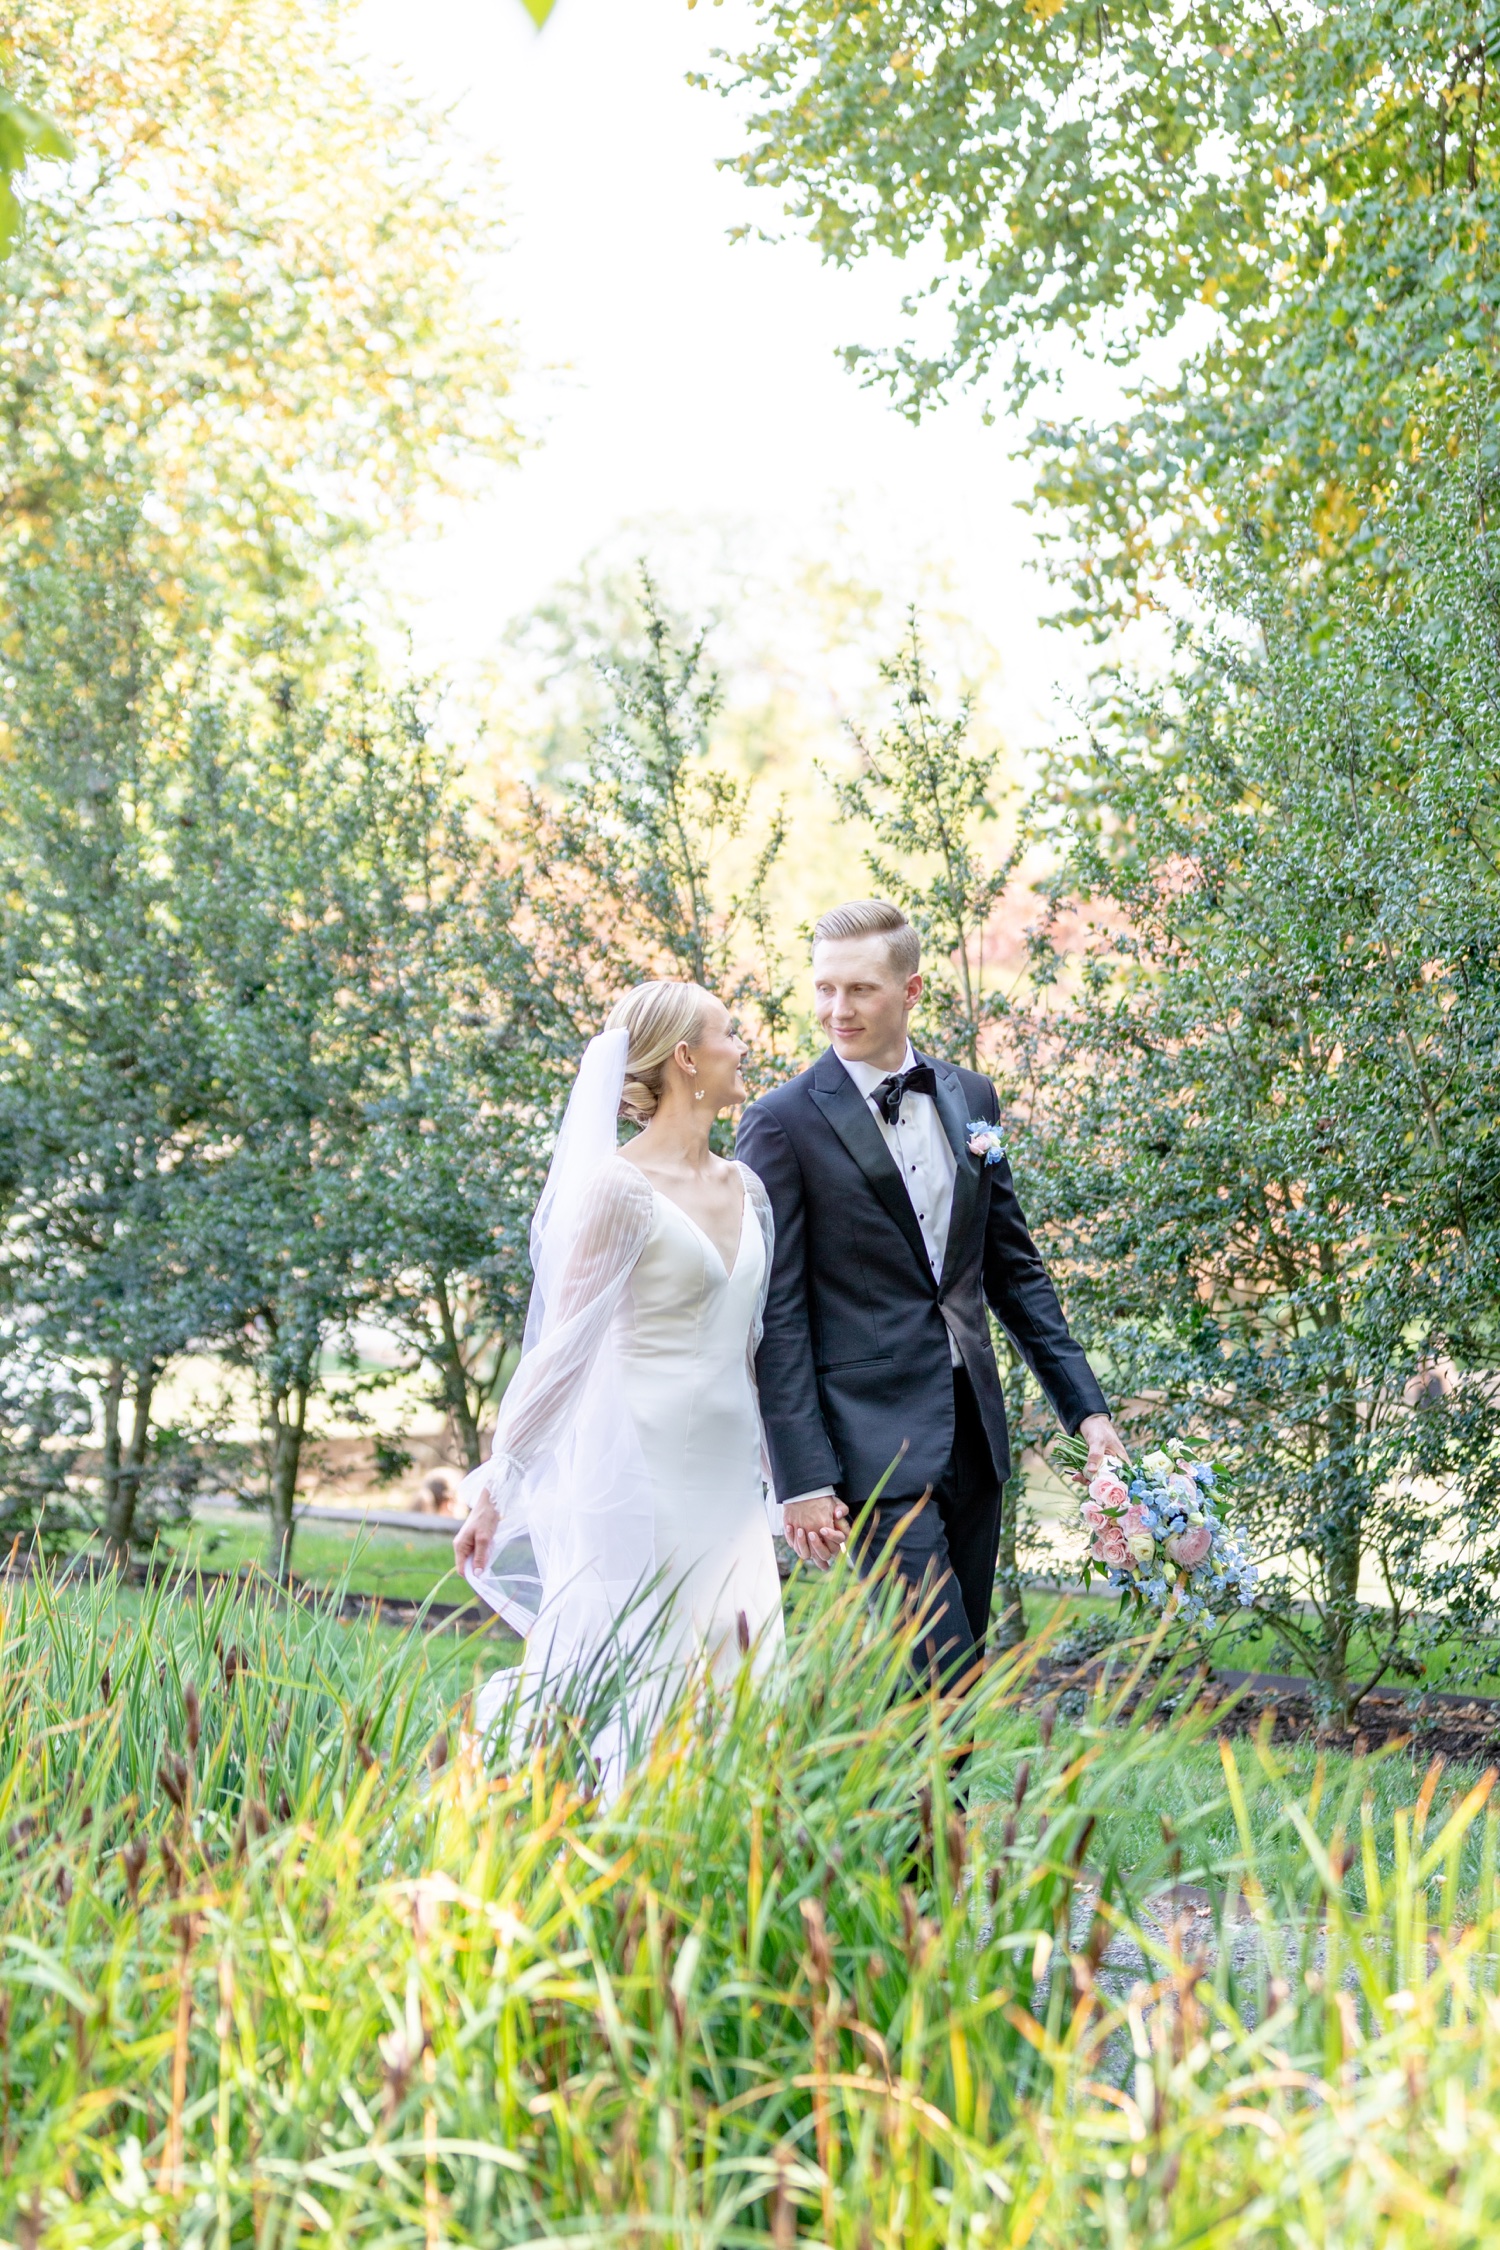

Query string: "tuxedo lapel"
[[926, 1055, 982, 1289], [808, 1049, 935, 1290]]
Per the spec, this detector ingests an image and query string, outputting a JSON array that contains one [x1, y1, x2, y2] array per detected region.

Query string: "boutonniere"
[[965, 1121, 1007, 1167]]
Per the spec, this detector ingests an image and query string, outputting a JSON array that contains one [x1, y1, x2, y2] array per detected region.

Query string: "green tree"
[[828, 618, 1018, 1073], [512, 572, 795, 1093], [0, 505, 223, 1557], [1019, 438, 1500, 1720], [828, 621, 1034, 1645], [336, 705, 543, 1472], [717, 0, 1500, 624], [178, 677, 469, 1580], [2, 0, 518, 631]]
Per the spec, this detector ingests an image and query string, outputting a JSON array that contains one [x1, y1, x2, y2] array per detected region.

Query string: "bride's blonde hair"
[[606, 980, 715, 1121]]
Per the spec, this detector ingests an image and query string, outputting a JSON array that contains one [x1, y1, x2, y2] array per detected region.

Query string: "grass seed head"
[[946, 1810, 967, 1884], [378, 2027, 413, 2125], [800, 1895, 833, 1986], [121, 1838, 147, 1906]]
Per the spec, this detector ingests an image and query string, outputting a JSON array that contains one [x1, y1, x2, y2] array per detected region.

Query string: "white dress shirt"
[[840, 1044, 959, 1312], [784, 1043, 961, 1508]]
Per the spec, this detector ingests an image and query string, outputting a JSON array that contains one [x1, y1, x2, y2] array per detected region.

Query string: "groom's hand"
[[783, 1491, 850, 1569], [454, 1494, 498, 1579], [1079, 1413, 1130, 1476]]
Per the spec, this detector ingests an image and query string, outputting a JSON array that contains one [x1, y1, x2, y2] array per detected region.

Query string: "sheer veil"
[[461, 1027, 659, 1709]]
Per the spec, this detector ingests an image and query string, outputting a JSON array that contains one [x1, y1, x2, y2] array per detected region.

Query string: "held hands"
[[1079, 1412, 1131, 1478], [782, 1490, 850, 1569], [453, 1493, 499, 1580]]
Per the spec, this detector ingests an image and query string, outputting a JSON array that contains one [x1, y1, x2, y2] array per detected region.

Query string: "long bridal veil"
[[460, 1028, 663, 1757]]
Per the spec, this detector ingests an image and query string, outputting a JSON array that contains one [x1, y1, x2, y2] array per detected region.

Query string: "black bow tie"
[[872, 1061, 937, 1124]]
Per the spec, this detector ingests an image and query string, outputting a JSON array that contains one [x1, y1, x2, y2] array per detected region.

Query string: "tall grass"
[[4, 1560, 1500, 2245]]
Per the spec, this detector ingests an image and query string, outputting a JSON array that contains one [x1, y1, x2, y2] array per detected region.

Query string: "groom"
[[737, 899, 1126, 1683]]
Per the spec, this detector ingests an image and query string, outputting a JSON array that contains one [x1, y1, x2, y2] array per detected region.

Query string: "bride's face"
[[681, 998, 748, 1112]]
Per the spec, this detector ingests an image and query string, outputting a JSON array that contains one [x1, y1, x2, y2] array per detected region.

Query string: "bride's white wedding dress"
[[463, 1030, 785, 1766]]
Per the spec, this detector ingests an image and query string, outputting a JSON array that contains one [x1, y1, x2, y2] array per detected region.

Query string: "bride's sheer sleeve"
[[479, 1161, 654, 1513], [738, 1163, 785, 1536]]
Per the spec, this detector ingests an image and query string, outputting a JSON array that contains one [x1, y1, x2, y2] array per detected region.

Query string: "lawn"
[[159, 1512, 1500, 1702], [157, 1511, 469, 1605]]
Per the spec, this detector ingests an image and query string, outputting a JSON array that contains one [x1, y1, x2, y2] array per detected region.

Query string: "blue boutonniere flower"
[[965, 1121, 1006, 1167]]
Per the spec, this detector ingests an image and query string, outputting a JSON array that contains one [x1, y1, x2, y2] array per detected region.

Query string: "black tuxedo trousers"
[[737, 1048, 1109, 1683]]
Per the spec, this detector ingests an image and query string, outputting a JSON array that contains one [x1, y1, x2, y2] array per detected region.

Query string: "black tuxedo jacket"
[[736, 1046, 1108, 1509]]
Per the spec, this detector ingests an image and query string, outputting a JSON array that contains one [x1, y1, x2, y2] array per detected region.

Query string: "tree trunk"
[[993, 1349, 1029, 1651], [433, 1275, 483, 1469], [104, 1367, 157, 1560], [100, 1360, 126, 1563], [994, 1469, 1028, 1651], [1317, 1391, 1364, 1729], [266, 1381, 311, 1586]]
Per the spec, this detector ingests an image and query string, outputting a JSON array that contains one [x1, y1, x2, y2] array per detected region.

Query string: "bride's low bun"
[[606, 981, 714, 1122], [620, 1073, 661, 1121]]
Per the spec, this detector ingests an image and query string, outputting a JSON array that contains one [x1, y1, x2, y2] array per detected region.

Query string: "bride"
[[454, 980, 850, 1761]]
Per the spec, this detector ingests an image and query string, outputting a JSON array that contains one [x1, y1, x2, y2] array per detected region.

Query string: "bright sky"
[[356, 0, 1106, 754]]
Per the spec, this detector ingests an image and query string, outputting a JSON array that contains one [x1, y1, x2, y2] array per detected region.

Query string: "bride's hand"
[[783, 1492, 850, 1569], [454, 1493, 499, 1578]]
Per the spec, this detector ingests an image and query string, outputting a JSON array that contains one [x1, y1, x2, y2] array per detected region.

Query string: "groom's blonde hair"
[[813, 899, 920, 978], [606, 979, 715, 1120]]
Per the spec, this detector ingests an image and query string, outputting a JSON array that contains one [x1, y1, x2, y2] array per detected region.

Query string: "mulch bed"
[[1032, 1655, 1500, 1770], [1206, 1670, 1500, 1769]]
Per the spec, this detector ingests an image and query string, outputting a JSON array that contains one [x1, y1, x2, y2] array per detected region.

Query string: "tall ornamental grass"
[[4, 1562, 1500, 2245]]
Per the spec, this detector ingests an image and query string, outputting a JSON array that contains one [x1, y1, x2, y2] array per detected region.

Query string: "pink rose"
[[1166, 1524, 1213, 1570], [1081, 1498, 1107, 1533], [1089, 1470, 1130, 1510], [1094, 1521, 1131, 1570]]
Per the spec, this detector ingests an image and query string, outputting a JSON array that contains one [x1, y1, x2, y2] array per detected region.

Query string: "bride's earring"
[[694, 1088, 705, 1101]]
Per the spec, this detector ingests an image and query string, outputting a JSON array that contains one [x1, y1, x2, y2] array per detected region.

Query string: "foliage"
[[173, 669, 544, 1578], [829, 615, 1018, 1074], [0, 0, 518, 631], [0, 507, 225, 1557], [510, 570, 797, 1096], [716, 0, 1500, 623], [1016, 437, 1500, 1720], [0, 1359, 90, 1553], [0, 87, 69, 252], [7, 1561, 1500, 2244], [0, 516, 546, 1570]]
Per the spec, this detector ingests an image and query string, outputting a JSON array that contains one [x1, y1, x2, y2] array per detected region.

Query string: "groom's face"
[[812, 937, 922, 1069]]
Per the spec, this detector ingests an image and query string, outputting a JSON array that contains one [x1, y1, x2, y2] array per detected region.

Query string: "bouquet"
[[1055, 1434, 1257, 1621]]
